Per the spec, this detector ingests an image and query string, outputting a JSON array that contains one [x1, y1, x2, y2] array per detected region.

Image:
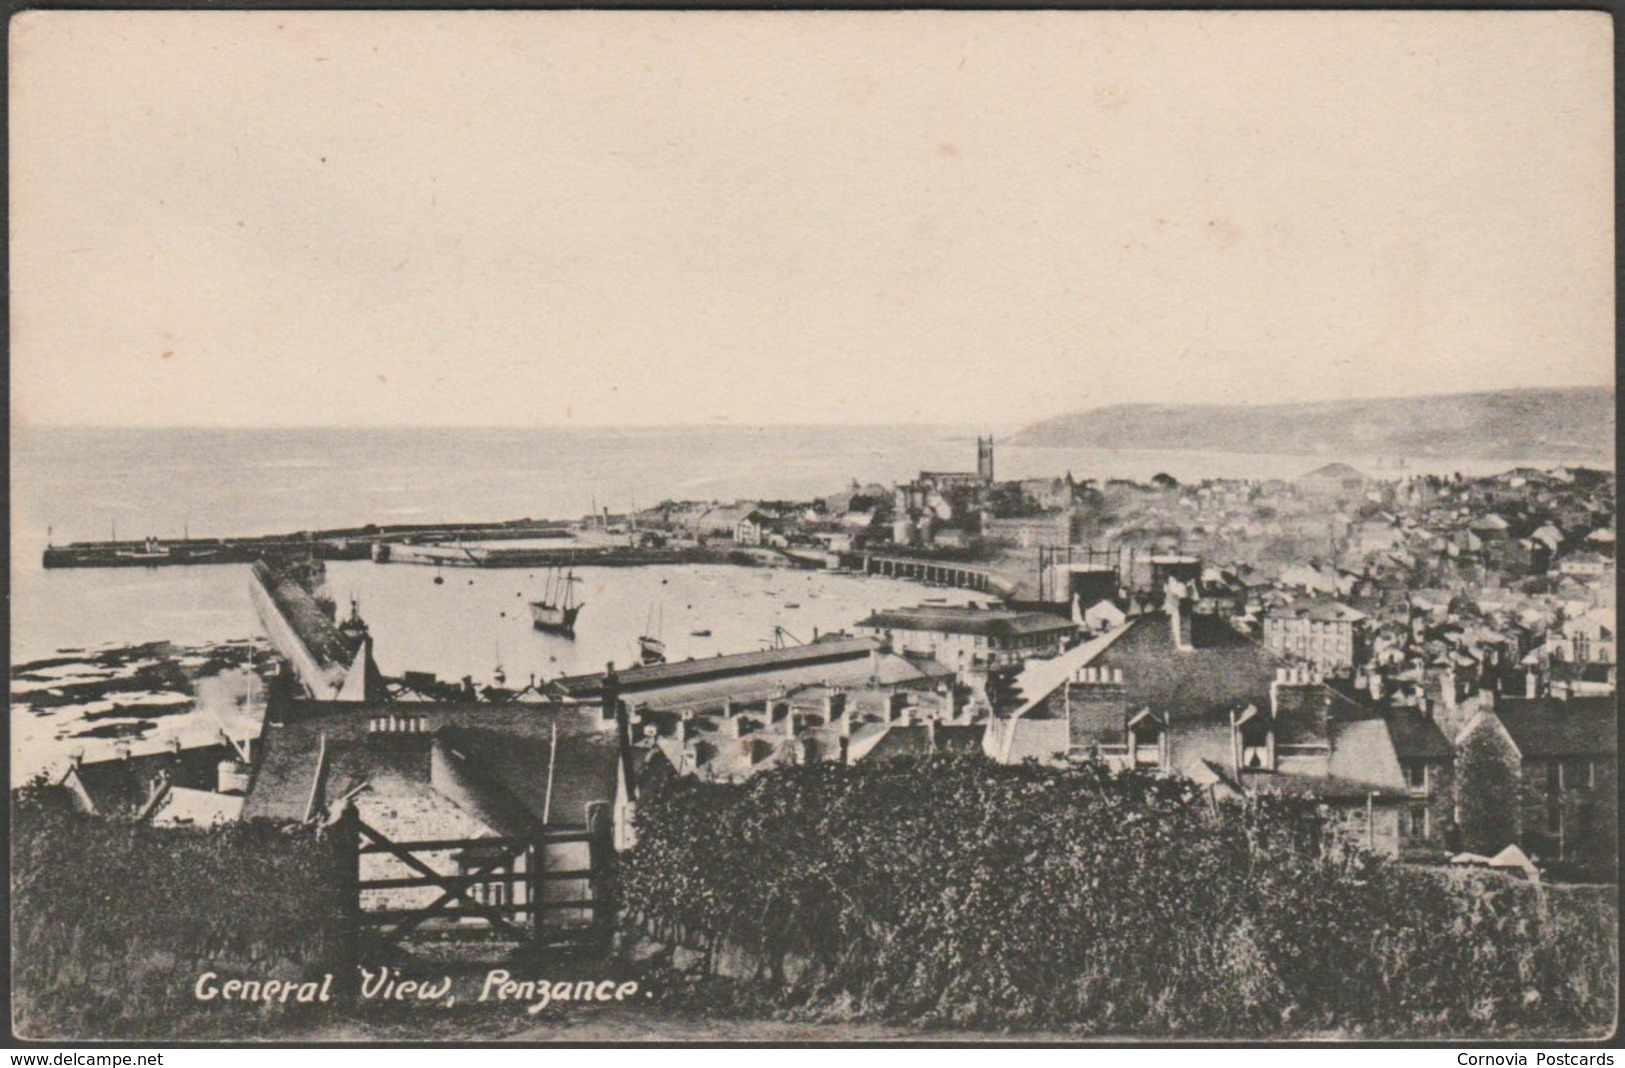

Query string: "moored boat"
[[638, 604, 666, 665], [529, 567, 583, 637]]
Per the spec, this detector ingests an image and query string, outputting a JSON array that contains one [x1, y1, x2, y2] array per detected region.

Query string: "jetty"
[[248, 557, 384, 702]]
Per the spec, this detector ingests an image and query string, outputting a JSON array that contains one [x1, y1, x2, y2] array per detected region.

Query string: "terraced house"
[[1261, 598, 1367, 677], [986, 588, 1413, 856], [1457, 695, 1617, 876]]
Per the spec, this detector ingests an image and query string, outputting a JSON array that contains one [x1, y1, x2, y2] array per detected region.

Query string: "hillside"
[[1009, 387, 1614, 461]]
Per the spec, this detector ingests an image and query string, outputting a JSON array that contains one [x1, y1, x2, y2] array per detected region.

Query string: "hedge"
[[12, 796, 348, 1040], [619, 755, 1617, 1037]]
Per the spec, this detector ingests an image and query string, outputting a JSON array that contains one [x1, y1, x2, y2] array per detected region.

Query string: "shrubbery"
[[620, 755, 1617, 1036], [12, 795, 348, 1039]]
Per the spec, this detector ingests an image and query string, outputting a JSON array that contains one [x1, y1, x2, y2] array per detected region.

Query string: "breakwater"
[[41, 519, 573, 569]]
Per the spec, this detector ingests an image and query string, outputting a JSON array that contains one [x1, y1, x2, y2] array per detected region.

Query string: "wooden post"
[[526, 834, 542, 950], [585, 800, 613, 949], [334, 801, 362, 1005]]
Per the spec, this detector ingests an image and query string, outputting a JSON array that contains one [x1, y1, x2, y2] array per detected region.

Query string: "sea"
[[8, 424, 1587, 783]]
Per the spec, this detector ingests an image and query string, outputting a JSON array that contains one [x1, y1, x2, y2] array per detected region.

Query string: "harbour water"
[[9, 424, 1587, 782]]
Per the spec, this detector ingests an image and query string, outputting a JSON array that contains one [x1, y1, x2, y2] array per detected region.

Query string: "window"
[[1132, 729, 1162, 768], [1563, 758, 1593, 792], [1405, 763, 1429, 794], [1408, 805, 1429, 841], [1240, 728, 1270, 770]]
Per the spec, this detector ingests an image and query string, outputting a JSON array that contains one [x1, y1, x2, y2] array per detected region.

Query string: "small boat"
[[529, 566, 583, 637], [638, 604, 667, 665], [116, 537, 171, 564], [784, 603, 800, 609], [690, 628, 712, 638]]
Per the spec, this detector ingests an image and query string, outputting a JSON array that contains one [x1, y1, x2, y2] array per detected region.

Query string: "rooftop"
[[855, 605, 1078, 639], [1496, 697, 1617, 759], [1382, 707, 1455, 761], [243, 701, 619, 830], [1265, 599, 1368, 624], [552, 637, 884, 697]]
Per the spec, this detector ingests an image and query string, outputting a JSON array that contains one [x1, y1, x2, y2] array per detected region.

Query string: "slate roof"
[[551, 638, 884, 698], [595, 653, 953, 713], [1496, 697, 1617, 759], [1012, 612, 1407, 795], [1085, 613, 1283, 724], [1266, 599, 1367, 624], [59, 745, 235, 816], [243, 701, 620, 830], [1382, 708, 1455, 761], [855, 606, 1078, 639]]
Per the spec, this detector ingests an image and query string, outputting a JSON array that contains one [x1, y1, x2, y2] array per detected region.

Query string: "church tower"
[[977, 435, 995, 484]]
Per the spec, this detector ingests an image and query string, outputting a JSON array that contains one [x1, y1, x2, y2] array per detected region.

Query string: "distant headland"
[[1010, 386, 1615, 462]]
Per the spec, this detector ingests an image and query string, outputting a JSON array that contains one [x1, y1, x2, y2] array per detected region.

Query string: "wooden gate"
[[334, 803, 612, 960]]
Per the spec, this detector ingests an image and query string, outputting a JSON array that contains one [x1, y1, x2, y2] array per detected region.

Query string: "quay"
[[373, 541, 749, 569]]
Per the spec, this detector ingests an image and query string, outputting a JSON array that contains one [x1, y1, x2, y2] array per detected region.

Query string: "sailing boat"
[[638, 604, 666, 665], [529, 566, 584, 637]]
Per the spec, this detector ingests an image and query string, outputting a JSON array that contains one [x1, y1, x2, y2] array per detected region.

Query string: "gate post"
[[334, 801, 362, 1005], [526, 834, 543, 951], [586, 801, 614, 950]]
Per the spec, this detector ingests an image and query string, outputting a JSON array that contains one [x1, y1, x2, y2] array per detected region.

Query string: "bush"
[[620, 755, 1617, 1037], [12, 796, 348, 1040]]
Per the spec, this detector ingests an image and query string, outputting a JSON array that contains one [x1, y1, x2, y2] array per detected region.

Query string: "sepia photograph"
[[7, 9, 1617, 1046]]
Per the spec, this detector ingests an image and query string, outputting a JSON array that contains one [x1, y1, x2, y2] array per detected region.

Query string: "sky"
[[9, 11, 1614, 430]]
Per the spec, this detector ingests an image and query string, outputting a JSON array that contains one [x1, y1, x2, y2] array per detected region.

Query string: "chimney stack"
[[602, 661, 622, 723], [1165, 580, 1193, 651]]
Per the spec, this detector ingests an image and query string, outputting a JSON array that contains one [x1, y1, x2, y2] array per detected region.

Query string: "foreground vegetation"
[[11, 756, 1616, 1041], [620, 756, 1618, 1037], [11, 795, 348, 1040]]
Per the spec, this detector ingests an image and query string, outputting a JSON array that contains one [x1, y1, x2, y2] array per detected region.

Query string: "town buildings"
[[985, 591, 1414, 857], [1262, 599, 1367, 676], [1456, 696, 1617, 874], [854, 604, 1077, 683]]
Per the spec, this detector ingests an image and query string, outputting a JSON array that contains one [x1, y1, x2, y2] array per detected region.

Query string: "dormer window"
[[1126, 708, 1166, 770], [1241, 728, 1270, 770], [1233, 703, 1273, 771], [1405, 762, 1429, 796]]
